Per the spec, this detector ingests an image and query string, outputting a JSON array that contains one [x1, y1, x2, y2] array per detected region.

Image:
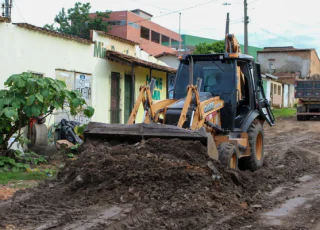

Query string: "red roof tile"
[[106, 50, 176, 73], [14, 23, 93, 44]]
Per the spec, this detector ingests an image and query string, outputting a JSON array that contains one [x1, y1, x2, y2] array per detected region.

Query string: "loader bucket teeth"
[[84, 122, 209, 144]]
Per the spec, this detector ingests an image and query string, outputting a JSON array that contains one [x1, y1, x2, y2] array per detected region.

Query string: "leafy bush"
[[0, 72, 94, 150], [0, 156, 30, 172]]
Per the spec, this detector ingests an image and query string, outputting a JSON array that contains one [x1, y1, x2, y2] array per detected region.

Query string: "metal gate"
[[110, 72, 121, 123]]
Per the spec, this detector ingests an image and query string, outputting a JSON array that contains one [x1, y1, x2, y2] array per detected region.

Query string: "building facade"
[[90, 9, 182, 56], [257, 46, 320, 78], [0, 19, 175, 127]]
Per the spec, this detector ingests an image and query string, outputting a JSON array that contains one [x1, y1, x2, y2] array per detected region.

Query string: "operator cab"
[[171, 53, 273, 132]]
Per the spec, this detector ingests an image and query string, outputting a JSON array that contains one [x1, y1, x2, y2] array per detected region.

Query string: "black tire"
[[242, 120, 265, 171], [218, 142, 238, 169], [239, 120, 264, 172]]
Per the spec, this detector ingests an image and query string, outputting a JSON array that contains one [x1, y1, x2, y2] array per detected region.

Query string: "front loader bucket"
[[84, 122, 207, 143], [83, 122, 219, 161]]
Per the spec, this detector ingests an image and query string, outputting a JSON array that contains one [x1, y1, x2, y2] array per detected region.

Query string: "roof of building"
[[106, 50, 176, 73], [258, 47, 314, 53], [13, 23, 93, 44], [272, 72, 299, 84], [0, 17, 10, 23], [95, 30, 139, 45], [154, 52, 177, 58], [264, 73, 278, 80], [130, 9, 153, 17]]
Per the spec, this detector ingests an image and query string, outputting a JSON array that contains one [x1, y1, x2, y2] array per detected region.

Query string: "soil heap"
[[0, 137, 318, 230]]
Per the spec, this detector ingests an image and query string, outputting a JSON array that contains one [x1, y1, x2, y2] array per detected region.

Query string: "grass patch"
[[0, 172, 49, 185], [272, 108, 296, 119]]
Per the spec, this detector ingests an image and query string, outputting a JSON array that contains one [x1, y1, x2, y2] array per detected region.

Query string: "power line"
[[13, 1, 26, 22], [110, 0, 221, 29]]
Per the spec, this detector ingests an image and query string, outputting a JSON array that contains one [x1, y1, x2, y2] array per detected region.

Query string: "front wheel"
[[242, 120, 265, 171], [218, 142, 238, 169]]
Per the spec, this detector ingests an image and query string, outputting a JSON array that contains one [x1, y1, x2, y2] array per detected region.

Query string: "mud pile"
[[0, 138, 318, 230]]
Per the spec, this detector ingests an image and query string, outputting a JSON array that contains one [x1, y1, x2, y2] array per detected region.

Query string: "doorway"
[[124, 74, 133, 123], [110, 72, 121, 123]]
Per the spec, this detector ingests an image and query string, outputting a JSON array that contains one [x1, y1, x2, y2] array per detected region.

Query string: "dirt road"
[[1, 117, 320, 230]]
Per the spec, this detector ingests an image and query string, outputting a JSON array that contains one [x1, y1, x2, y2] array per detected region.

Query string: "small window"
[[151, 31, 160, 44], [141, 26, 150, 40], [161, 35, 170, 46], [268, 59, 275, 70], [108, 20, 126, 26], [278, 85, 281, 95], [273, 84, 277, 94], [171, 39, 179, 48], [128, 21, 140, 29], [271, 83, 273, 94]]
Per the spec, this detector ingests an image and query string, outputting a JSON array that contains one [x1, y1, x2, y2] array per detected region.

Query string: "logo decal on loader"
[[204, 102, 214, 113]]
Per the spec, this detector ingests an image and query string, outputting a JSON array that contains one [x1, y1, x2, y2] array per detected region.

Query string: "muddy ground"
[[1, 117, 320, 230]]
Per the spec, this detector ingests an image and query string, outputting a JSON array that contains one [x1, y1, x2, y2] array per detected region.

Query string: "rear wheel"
[[244, 120, 264, 171], [218, 142, 238, 169]]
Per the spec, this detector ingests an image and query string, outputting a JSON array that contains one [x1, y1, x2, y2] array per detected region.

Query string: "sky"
[[7, 0, 320, 53]]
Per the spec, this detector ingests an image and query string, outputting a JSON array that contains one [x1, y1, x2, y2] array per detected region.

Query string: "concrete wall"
[[258, 51, 312, 77]]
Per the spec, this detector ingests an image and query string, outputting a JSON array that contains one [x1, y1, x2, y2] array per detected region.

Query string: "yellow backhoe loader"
[[84, 34, 275, 171]]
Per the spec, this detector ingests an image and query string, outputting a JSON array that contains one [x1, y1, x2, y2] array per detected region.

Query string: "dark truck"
[[295, 79, 320, 121]]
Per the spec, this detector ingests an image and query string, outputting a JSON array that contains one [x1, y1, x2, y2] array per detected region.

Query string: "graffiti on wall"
[[146, 75, 163, 100], [168, 74, 175, 99], [73, 74, 92, 124]]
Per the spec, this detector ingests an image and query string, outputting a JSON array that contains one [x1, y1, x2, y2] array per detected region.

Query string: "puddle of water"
[[263, 197, 307, 218], [262, 176, 320, 227], [102, 206, 122, 219]]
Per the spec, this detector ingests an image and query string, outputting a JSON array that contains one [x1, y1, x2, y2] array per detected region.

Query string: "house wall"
[[134, 67, 167, 123], [0, 23, 92, 87], [0, 23, 171, 127], [262, 78, 271, 103], [257, 51, 312, 77], [0, 22, 93, 126], [310, 50, 320, 76], [91, 31, 168, 124], [288, 84, 295, 107], [270, 80, 283, 108]]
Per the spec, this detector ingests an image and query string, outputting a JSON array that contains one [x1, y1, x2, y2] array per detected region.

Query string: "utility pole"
[[179, 12, 182, 57], [2, 0, 12, 19], [244, 0, 248, 54]]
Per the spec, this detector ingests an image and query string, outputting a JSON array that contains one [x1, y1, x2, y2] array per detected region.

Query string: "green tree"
[[0, 72, 95, 151], [44, 2, 111, 39], [193, 40, 225, 54]]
